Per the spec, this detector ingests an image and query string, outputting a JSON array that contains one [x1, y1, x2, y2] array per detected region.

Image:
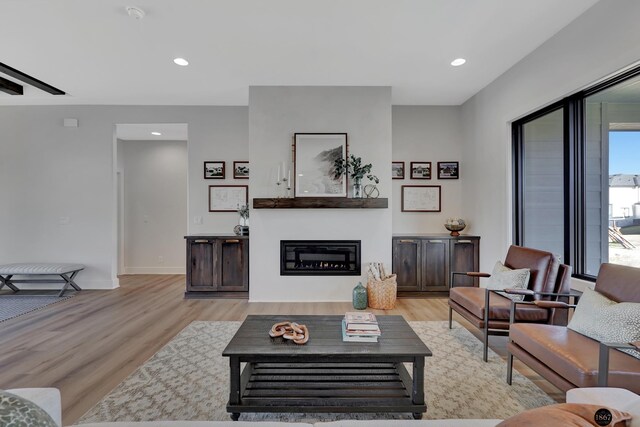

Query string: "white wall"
[[120, 139, 187, 274], [460, 0, 640, 272], [392, 106, 463, 233], [249, 86, 392, 302], [0, 106, 247, 289]]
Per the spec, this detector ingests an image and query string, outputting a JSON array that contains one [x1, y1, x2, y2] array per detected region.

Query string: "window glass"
[[521, 109, 565, 261], [586, 75, 640, 270]]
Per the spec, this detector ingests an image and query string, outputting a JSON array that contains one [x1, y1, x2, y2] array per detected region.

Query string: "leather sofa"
[[448, 245, 571, 361], [507, 263, 640, 394]]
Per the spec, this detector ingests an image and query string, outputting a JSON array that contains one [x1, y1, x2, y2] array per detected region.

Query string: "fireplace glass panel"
[[280, 240, 361, 276]]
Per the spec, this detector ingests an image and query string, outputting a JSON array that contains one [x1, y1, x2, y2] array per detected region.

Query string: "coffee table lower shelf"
[[227, 362, 427, 420]]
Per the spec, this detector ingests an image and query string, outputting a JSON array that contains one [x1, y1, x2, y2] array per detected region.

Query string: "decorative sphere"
[[444, 218, 466, 236]]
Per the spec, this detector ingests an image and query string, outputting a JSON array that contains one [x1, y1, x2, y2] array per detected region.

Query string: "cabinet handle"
[[193, 239, 209, 243], [456, 240, 472, 244], [428, 240, 443, 243], [398, 239, 416, 243], [224, 239, 240, 243]]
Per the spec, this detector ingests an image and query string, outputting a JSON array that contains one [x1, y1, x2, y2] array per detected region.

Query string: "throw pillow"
[[485, 261, 530, 302], [0, 390, 57, 427], [568, 287, 640, 359], [497, 403, 631, 427]]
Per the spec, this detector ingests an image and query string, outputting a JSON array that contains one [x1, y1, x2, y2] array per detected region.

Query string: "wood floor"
[[0, 275, 563, 425]]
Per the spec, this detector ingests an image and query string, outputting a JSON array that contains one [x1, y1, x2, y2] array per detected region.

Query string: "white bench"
[[0, 263, 84, 297]]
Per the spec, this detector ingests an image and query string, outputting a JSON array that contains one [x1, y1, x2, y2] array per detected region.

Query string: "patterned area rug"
[[77, 320, 554, 424], [0, 294, 74, 323]]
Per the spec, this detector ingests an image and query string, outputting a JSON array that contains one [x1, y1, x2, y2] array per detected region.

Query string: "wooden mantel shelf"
[[252, 197, 388, 209]]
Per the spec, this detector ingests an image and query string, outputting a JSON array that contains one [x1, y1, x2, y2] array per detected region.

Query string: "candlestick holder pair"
[[276, 177, 292, 198]]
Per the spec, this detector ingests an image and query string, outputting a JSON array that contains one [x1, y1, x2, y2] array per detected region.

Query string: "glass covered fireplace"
[[280, 240, 361, 276]]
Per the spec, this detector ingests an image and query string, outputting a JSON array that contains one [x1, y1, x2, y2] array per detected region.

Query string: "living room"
[[1, 1, 640, 426]]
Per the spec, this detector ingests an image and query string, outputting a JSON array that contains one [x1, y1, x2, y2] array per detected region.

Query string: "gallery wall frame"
[[438, 161, 459, 179], [233, 161, 249, 179], [410, 162, 431, 180], [293, 133, 348, 197], [392, 161, 405, 179], [204, 161, 225, 179], [208, 185, 248, 212], [401, 185, 441, 212]]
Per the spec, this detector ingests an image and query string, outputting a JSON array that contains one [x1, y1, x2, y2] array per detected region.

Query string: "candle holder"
[[276, 178, 292, 198]]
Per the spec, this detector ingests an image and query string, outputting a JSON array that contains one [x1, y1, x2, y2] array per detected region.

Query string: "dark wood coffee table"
[[222, 314, 432, 421]]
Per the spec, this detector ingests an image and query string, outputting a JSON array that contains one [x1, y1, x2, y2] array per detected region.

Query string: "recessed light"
[[451, 58, 466, 67], [151, 131, 162, 136], [173, 58, 189, 66]]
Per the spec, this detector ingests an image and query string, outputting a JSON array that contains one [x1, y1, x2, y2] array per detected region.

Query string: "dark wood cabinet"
[[185, 235, 249, 298], [392, 234, 480, 295]]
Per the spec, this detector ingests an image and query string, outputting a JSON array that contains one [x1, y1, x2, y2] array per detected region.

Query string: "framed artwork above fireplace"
[[293, 133, 347, 198]]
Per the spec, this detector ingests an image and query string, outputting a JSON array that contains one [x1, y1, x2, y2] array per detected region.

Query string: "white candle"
[[287, 168, 291, 183], [277, 164, 281, 182]]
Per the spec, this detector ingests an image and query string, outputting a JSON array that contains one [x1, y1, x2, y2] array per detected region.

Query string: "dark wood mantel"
[[252, 197, 388, 209]]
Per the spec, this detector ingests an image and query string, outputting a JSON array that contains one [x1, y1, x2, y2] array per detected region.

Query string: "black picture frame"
[[293, 133, 348, 197], [438, 161, 459, 179], [392, 161, 405, 179], [233, 161, 249, 179], [410, 162, 431, 179], [204, 161, 225, 179]]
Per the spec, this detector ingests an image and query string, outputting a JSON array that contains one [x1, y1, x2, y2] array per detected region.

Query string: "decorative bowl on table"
[[444, 218, 466, 236]]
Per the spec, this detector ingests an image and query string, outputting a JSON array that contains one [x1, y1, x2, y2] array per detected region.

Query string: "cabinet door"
[[450, 238, 480, 287], [215, 238, 249, 292], [187, 239, 216, 291], [392, 239, 421, 292], [422, 239, 449, 291]]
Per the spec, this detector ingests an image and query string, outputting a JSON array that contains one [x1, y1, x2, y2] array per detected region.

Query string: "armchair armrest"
[[449, 271, 489, 288], [598, 341, 640, 386], [533, 300, 577, 309]]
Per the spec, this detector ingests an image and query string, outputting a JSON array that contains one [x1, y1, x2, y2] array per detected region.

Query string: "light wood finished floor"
[[0, 275, 563, 425]]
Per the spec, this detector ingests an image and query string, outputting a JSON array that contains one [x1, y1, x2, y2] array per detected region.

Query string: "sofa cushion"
[[0, 390, 58, 427], [486, 261, 530, 301], [510, 323, 640, 392], [568, 288, 640, 359], [496, 403, 631, 427], [449, 287, 549, 322]]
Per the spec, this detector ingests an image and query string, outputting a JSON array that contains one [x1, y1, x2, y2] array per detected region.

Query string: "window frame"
[[512, 65, 640, 281]]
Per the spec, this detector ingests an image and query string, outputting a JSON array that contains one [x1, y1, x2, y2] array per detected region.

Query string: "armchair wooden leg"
[[506, 352, 514, 385], [448, 306, 453, 329]]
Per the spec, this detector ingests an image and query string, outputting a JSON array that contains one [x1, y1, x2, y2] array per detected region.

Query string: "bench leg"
[[0, 275, 19, 293], [58, 271, 82, 297]]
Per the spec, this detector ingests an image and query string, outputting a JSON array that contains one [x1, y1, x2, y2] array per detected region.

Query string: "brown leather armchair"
[[448, 245, 572, 361], [507, 263, 640, 393]]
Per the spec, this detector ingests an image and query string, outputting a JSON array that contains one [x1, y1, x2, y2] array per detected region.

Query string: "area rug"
[[0, 294, 74, 323], [77, 320, 554, 424]]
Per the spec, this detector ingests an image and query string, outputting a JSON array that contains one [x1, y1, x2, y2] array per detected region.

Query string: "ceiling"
[[0, 0, 599, 106], [116, 123, 188, 140]]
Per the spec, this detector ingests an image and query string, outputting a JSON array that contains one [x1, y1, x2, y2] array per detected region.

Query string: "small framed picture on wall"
[[401, 185, 441, 212], [233, 161, 249, 179], [208, 185, 248, 212], [438, 161, 459, 179], [392, 161, 405, 179], [410, 162, 431, 179], [204, 161, 225, 179]]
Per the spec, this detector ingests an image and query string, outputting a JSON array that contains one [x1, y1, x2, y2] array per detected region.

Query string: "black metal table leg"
[[0, 275, 19, 292]]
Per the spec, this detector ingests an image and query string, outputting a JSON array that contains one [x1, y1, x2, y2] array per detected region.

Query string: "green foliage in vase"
[[334, 154, 379, 184], [237, 204, 249, 219]]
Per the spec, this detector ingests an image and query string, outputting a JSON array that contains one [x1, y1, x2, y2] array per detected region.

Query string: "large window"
[[513, 68, 640, 279]]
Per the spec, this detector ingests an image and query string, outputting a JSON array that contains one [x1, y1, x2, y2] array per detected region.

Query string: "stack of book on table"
[[342, 312, 381, 342]]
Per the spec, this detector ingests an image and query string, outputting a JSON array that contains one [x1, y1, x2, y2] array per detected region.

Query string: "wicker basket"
[[367, 274, 397, 309]]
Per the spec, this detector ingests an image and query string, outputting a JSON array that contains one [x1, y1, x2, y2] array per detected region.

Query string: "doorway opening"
[[115, 123, 188, 276]]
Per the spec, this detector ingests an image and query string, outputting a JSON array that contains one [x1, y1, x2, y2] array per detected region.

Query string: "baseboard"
[[124, 267, 186, 275]]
